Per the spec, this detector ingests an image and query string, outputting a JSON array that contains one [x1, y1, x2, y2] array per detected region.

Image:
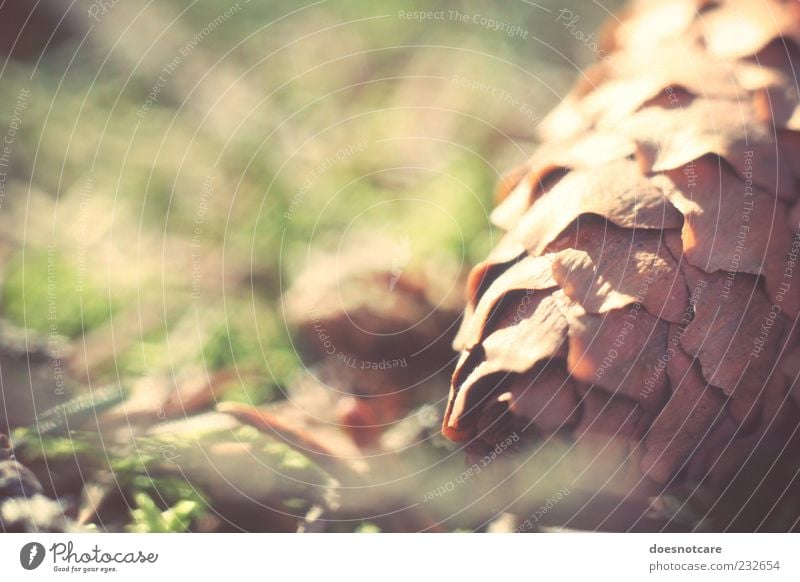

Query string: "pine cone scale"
[[443, 0, 800, 530]]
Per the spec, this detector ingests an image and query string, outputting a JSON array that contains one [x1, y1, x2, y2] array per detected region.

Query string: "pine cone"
[[443, 0, 800, 532], [285, 232, 462, 371], [285, 232, 463, 448]]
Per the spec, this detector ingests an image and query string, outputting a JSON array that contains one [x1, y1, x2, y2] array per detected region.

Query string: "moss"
[[202, 325, 244, 371], [127, 492, 205, 533], [219, 380, 276, 406], [2, 249, 117, 338], [12, 430, 93, 461], [131, 475, 207, 507], [264, 442, 311, 472], [282, 497, 309, 511]]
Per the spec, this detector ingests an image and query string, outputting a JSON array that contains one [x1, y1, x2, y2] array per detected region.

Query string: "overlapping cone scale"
[[444, 0, 800, 530]]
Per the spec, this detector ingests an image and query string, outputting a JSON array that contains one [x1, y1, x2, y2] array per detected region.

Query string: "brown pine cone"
[[285, 232, 463, 371], [443, 0, 800, 532], [284, 232, 463, 448]]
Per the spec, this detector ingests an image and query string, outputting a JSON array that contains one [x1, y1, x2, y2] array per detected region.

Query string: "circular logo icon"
[[20, 542, 46, 570]]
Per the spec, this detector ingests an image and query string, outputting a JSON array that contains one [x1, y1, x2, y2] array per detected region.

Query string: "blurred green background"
[[0, 0, 622, 532]]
